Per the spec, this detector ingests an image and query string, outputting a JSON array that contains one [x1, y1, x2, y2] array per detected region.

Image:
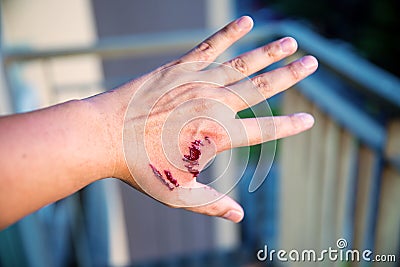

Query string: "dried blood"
[[192, 139, 203, 146], [182, 138, 210, 178], [189, 169, 199, 177], [184, 145, 201, 161], [164, 170, 179, 187]]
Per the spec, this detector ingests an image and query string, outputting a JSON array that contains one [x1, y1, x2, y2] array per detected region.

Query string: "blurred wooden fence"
[[281, 91, 400, 267], [280, 37, 400, 266]]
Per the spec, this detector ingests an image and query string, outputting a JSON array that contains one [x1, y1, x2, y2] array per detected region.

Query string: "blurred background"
[[0, 0, 399, 266]]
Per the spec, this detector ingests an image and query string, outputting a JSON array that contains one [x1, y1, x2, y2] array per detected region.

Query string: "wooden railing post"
[[385, 120, 400, 171], [373, 119, 400, 267]]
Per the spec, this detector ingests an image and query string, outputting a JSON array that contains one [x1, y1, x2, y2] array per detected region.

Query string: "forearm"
[[0, 99, 116, 228]]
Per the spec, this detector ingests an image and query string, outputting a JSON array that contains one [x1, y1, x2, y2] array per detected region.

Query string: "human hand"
[[88, 16, 318, 223]]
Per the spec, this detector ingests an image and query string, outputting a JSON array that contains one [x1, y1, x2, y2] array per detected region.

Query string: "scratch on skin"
[[149, 164, 179, 191], [149, 164, 175, 191]]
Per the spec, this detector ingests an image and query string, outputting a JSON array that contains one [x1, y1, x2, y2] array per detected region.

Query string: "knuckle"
[[231, 57, 248, 74], [156, 59, 183, 72], [206, 202, 223, 216], [263, 44, 277, 60], [213, 24, 239, 47], [220, 25, 235, 40], [196, 40, 215, 61], [253, 76, 271, 94], [288, 64, 300, 80], [199, 41, 213, 53]]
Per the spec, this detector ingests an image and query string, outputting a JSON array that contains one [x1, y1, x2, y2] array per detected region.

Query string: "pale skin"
[[0, 16, 318, 229]]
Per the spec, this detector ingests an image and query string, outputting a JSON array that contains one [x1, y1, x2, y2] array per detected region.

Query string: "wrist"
[[81, 89, 130, 181]]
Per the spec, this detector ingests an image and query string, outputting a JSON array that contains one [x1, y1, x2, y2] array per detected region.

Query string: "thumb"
[[184, 185, 244, 223]]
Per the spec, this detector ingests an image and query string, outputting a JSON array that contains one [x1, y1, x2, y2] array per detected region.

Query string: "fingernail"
[[300, 56, 318, 69], [222, 210, 244, 223], [236, 16, 252, 30], [298, 113, 315, 127], [280, 37, 296, 53]]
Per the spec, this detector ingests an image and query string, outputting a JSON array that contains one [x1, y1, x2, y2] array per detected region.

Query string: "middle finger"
[[202, 37, 298, 86]]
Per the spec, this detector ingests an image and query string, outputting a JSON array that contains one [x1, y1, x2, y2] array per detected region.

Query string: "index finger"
[[178, 16, 253, 70]]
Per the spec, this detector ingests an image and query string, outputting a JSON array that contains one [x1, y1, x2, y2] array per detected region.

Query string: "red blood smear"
[[182, 138, 211, 178], [192, 140, 202, 146], [184, 145, 201, 161], [164, 170, 179, 187], [189, 169, 199, 178]]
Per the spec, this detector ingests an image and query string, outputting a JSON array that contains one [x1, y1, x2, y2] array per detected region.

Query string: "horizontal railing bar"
[[275, 21, 400, 109], [2, 29, 210, 63]]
